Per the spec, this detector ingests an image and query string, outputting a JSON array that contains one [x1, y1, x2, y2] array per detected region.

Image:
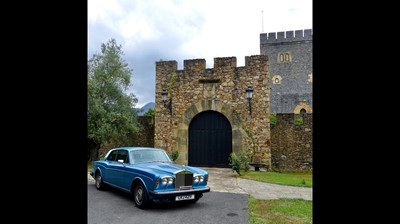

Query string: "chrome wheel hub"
[[136, 188, 143, 203], [96, 175, 101, 188]]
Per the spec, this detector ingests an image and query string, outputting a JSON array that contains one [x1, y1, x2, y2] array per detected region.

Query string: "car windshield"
[[130, 149, 172, 164]]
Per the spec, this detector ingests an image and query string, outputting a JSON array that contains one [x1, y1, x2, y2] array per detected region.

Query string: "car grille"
[[175, 171, 193, 190]]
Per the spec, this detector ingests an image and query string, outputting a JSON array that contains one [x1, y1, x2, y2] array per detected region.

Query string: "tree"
[[143, 108, 155, 125], [88, 38, 140, 161], [143, 108, 155, 117]]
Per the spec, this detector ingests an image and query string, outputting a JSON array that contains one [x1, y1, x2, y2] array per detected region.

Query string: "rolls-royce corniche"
[[90, 147, 210, 208]]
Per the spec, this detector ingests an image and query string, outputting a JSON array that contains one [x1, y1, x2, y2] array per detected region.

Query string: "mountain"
[[135, 102, 155, 116]]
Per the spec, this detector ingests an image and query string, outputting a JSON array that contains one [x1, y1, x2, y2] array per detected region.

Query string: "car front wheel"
[[133, 182, 150, 209], [95, 172, 105, 190]]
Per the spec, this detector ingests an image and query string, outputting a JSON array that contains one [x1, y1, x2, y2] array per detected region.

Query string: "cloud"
[[88, 0, 312, 107]]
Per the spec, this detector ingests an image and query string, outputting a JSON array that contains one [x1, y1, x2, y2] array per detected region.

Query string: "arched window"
[[272, 75, 282, 84], [279, 54, 284, 62], [278, 52, 291, 62], [300, 108, 306, 117]]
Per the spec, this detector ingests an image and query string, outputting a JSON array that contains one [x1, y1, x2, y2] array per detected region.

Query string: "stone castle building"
[[152, 29, 312, 169], [260, 29, 312, 114], [154, 56, 271, 168]]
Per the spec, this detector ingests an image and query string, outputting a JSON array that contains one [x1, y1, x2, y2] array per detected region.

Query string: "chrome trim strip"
[[149, 186, 210, 195], [173, 169, 186, 174], [103, 181, 131, 193]]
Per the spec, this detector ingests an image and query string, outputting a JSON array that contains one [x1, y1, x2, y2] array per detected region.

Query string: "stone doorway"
[[188, 110, 232, 167]]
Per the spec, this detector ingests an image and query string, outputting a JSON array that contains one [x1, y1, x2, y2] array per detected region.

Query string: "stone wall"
[[270, 113, 312, 171], [132, 116, 155, 147], [154, 55, 271, 168]]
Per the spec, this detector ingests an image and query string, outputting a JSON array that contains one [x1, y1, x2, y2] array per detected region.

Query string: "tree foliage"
[[143, 108, 155, 117], [87, 38, 140, 160], [143, 108, 155, 125]]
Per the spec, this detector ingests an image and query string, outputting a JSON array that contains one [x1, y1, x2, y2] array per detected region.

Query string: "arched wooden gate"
[[188, 110, 232, 167]]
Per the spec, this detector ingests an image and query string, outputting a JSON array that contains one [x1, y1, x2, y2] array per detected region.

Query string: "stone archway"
[[173, 99, 247, 166], [188, 110, 232, 167], [294, 102, 312, 114]]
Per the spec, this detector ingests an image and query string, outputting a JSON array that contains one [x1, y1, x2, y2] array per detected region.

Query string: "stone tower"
[[260, 29, 312, 114]]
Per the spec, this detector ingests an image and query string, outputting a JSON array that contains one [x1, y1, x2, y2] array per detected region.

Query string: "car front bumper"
[[149, 186, 210, 198]]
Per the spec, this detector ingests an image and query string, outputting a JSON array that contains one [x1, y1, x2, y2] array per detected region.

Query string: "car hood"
[[134, 162, 207, 176]]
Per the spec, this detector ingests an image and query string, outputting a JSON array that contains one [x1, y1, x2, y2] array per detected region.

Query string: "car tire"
[[95, 171, 106, 190], [133, 182, 150, 209]]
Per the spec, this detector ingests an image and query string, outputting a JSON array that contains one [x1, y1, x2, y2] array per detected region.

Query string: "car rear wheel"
[[95, 172, 105, 190], [133, 182, 150, 209]]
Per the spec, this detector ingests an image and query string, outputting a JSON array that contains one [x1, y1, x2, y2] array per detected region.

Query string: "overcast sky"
[[88, 0, 312, 108]]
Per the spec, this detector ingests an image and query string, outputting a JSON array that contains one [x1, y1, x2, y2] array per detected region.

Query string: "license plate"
[[175, 194, 195, 201]]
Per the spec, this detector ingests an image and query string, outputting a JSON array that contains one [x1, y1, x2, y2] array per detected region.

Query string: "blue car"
[[90, 147, 210, 208]]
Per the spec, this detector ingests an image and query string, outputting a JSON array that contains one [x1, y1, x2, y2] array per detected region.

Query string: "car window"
[[131, 150, 171, 164], [131, 151, 143, 164], [116, 150, 129, 163], [107, 150, 118, 161]]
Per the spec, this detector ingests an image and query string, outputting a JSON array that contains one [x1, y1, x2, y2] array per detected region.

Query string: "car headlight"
[[193, 175, 204, 183], [161, 176, 173, 185]]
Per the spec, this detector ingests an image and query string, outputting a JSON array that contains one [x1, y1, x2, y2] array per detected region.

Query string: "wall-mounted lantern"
[[161, 89, 172, 115], [246, 86, 253, 115]]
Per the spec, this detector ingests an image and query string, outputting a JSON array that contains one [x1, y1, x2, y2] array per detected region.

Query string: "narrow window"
[[279, 54, 284, 62], [300, 108, 306, 117], [272, 75, 282, 84]]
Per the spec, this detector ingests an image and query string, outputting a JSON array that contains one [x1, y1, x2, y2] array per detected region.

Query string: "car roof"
[[111, 147, 165, 152]]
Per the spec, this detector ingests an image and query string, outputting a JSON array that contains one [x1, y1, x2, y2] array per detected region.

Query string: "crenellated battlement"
[[155, 60, 177, 71], [184, 59, 206, 71], [214, 57, 237, 68], [156, 55, 268, 75], [260, 29, 312, 44]]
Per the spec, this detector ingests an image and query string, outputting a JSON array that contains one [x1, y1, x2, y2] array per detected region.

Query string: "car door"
[[113, 150, 133, 190], [103, 149, 119, 185]]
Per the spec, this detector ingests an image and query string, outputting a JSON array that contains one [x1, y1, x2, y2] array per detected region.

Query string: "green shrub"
[[270, 113, 276, 125], [229, 151, 251, 175], [240, 152, 251, 172], [229, 152, 242, 175], [294, 116, 304, 125]]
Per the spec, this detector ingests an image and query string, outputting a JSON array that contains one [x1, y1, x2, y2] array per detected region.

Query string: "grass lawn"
[[240, 171, 312, 187], [248, 197, 312, 224]]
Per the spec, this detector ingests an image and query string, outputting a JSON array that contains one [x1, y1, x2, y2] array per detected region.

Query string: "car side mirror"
[[117, 159, 124, 163]]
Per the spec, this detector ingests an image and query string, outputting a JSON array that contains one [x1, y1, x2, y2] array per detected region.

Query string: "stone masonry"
[[154, 55, 271, 168], [271, 113, 312, 170], [260, 29, 312, 114]]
